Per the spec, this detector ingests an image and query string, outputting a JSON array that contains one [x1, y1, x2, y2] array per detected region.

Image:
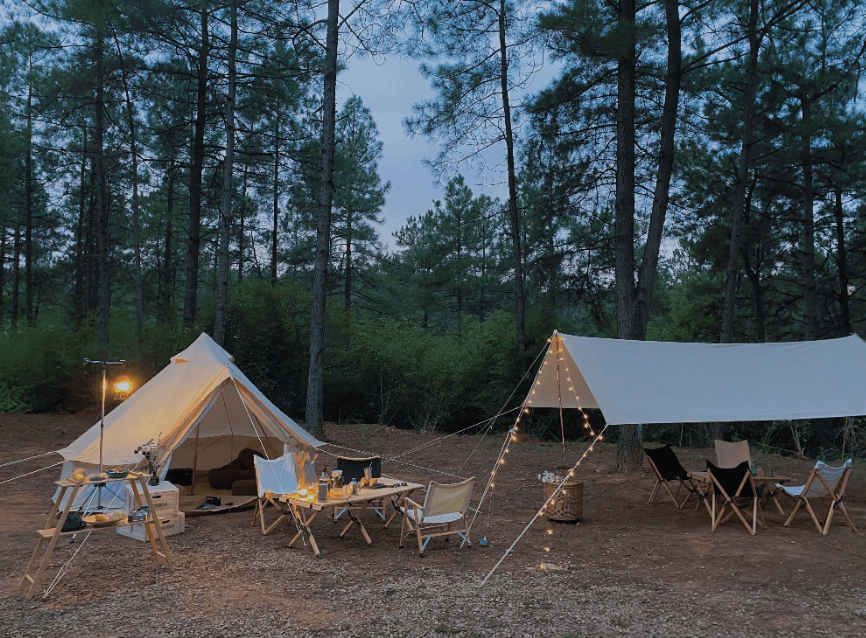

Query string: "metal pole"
[[83, 358, 126, 510], [99, 362, 106, 509]]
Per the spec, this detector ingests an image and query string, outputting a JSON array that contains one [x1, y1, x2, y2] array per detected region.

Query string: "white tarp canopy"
[[55, 333, 321, 508], [528, 333, 866, 425]]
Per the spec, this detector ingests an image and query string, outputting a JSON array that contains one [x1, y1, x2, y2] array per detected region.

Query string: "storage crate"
[[124, 481, 179, 515], [117, 512, 185, 542], [542, 479, 583, 522]]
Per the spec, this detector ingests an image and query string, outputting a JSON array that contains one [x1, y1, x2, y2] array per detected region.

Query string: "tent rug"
[[180, 494, 257, 516]]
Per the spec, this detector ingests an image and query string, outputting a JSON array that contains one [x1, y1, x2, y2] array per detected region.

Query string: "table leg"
[[340, 503, 372, 544], [288, 506, 321, 557]]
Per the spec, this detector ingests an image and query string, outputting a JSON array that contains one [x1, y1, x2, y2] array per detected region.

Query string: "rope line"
[[390, 406, 521, 460], [479, 424, 610, 587], [0, 451, 59, 468], [463, 337, 555, 543], [42, 531, 92, 599], [0, 461, 63, 485], [319, 444, 467, 480], [457, 343, 550, 475]]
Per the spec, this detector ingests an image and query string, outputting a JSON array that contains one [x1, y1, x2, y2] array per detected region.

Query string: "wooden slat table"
[[280, 479, 423, 557]]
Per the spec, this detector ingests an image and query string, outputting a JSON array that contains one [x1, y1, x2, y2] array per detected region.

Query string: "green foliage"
[[223, 279, 312, 417], [0, 381, 32, 414]]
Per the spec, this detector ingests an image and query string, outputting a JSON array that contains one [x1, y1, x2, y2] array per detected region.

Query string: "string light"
[[476, 331, 613, 587]]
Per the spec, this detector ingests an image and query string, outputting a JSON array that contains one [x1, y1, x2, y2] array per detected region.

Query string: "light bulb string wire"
[[479, 424, 609, 588], [463, 337, 556, 544], [455, 342, 550, 474]]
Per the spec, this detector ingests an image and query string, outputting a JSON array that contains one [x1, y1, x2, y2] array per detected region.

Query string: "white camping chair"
[[782, 459, 857, 535], [251, 454, 298, 536], [399, 477, 476, 557]]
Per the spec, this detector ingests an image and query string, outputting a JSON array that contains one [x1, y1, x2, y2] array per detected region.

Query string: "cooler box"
[[124, 481, 179, 516], [117, 512, 185, 542]]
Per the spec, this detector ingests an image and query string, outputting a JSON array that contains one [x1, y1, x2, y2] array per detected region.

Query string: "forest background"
[[1, 0, 865, 467]]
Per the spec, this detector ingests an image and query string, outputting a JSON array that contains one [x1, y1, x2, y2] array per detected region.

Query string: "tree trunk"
[[634, 0, 681, 339], [94, 26, 110, 360], [0, 229, 5, 319], [800, 92, 816, 340], [74, 125, 88, 323], [114, 29, 143, 362], [184, 0, 209, 330], [159, 162, 175, 324], [344, 210, 352, 310], [498, 0, 526, 365], [24, 65, 34, 326], [238, 165, 247, 283], [0, 228, 5, 318], [214, 0, 237, 347], [11, 222, 20, 327], [305, 0, 339, 439], [272, 117, 280, 284], [834, 186, 850, 336], [613, 0, 643, 474], [720, 0, 760, 344]]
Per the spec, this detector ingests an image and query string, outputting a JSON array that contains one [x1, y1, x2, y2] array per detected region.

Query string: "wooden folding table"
[[281, 479, 422, 557]]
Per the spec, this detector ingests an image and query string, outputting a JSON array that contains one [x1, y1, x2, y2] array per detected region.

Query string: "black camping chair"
[[334, 456, 385, 522], [706, 460, 765, 535], [336, 455, 381, 483], [644, 444, 700, 510]]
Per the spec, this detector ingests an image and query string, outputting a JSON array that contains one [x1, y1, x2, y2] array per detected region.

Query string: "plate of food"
[[106, 469, 129, 479], [83, 512, 123, 527]]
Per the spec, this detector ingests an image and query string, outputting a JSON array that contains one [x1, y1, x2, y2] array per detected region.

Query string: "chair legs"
[[783, 470, 859, 535]]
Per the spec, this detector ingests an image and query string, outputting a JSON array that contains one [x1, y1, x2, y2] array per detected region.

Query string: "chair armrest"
[[403, 497, 422, 510]]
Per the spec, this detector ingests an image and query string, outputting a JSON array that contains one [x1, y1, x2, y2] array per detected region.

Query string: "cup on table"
[[364, 467, 372, 482]]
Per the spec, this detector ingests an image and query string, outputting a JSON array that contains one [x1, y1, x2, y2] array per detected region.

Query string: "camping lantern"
[[113, 378, 132, 400]]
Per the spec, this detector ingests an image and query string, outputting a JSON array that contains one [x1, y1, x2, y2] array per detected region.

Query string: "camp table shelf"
[[19, 472, 176, 600]]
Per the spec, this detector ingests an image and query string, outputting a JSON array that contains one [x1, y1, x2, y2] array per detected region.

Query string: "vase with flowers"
[[134, 435, 164, 486]]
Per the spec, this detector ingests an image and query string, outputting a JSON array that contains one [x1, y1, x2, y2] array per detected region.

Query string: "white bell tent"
[[528, 332, 866, 424], [55, 333, 321, 509]]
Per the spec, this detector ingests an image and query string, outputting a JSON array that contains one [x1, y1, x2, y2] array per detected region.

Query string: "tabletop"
[[281, 479, 424, 510]]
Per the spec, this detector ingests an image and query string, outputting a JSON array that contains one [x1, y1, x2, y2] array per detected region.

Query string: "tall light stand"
[[83, 358, 126, 509]]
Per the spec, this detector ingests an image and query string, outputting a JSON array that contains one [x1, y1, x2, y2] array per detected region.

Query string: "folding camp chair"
[[334, 456, 385, 521], [714, 439, 752, 469], [399, 477, 476, 557], [251, 454, 298, 536], [644, 445, 700, 510], [707, 460, 764, 535], [782, 459, 857, 535]]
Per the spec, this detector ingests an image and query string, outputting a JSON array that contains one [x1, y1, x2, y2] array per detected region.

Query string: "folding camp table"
[[281, 479, 422, 557], [688, 470, 791, 517]]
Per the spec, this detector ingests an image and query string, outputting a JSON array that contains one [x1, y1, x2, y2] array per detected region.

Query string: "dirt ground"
[[1, 410, 865, 637]]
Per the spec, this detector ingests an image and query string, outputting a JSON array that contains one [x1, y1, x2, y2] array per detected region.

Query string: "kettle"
[[60, 511, 86, 532]]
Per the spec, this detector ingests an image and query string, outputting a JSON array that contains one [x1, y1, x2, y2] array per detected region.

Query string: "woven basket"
[[543, 480, 583, 522]]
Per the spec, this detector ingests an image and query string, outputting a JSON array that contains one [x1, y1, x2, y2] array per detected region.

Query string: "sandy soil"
[[1, 411, 865, 637]]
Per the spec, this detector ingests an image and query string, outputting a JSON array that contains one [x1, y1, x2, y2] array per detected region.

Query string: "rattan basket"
[[542, 479, 584, 522]]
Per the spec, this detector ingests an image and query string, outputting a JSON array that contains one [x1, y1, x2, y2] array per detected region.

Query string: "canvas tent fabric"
[[528, 333, 866, 425], [55, 333, 321, 508]]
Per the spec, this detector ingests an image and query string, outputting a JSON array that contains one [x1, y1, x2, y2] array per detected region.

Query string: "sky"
[[335, 54, 515, 249]]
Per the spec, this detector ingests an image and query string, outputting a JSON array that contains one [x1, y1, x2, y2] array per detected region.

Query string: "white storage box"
[[117, 512, 185, 542], [124, 481, 179, 516]]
